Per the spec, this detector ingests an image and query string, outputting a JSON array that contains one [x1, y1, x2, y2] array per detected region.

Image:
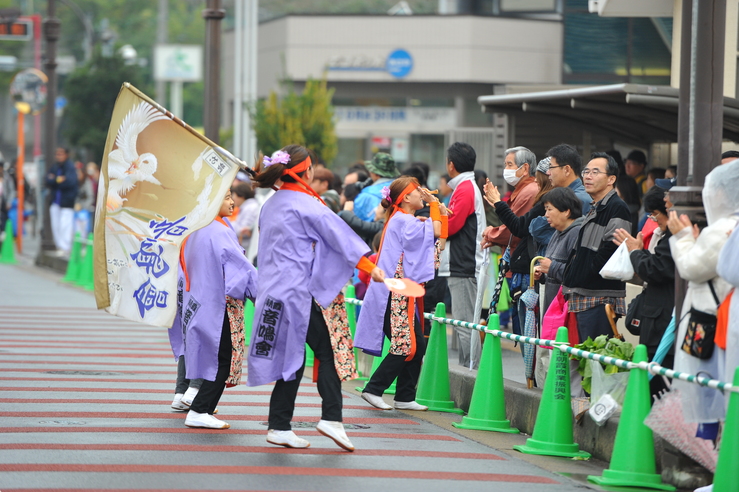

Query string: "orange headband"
[[281, 156, 326, 206], [282, 156, 311, 177], [393, 183, 418, 206]]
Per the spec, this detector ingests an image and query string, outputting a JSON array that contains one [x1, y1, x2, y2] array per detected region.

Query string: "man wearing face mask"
[[481, 147, 539, 253], [479, 147, 539, 343]]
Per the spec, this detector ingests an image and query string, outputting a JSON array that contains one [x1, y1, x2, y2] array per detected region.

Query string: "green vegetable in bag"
[[571, 335, 634, 394]]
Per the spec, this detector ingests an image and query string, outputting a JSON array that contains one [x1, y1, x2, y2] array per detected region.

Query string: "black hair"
[[643, 186, 667, 215], [721, 150, 739, 161], [474, 169, 488, 196], [590, 152, 620, 178], [343, 183, 362, 202], [546, 143, 582, 176], [231, 181, 254, 200], [616, 175, 641, 206], [253, 144, 310, 189], [401, 166, 426, 187], [371, 231, 382, 253], [447, 142, 476, 173], [412, 162, 430, 185], [626, 150, 647, 166], [541, 187, 583, 220], [647, 168, 666, 181], [606, 149, 625, 177]]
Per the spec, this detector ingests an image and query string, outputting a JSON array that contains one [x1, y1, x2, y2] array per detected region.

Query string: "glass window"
[[500, 0, 557, 12]]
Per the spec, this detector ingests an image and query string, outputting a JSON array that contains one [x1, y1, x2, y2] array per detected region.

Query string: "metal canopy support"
[[673, 0, 726, 321], [40, 0, 60, 252], [202, 0, 225, 144]]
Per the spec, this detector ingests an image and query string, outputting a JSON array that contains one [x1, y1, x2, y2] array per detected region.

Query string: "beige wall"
[[224, 15, 563, 99]]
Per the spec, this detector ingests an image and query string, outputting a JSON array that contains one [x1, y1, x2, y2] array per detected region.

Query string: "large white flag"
[[94, 83, 245, 327]]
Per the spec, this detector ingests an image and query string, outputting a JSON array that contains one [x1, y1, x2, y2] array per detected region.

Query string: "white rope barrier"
[[344, 297, 738, 393]]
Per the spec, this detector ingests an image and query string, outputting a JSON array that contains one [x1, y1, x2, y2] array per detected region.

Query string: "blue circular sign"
[[386, 49, 413, 79]]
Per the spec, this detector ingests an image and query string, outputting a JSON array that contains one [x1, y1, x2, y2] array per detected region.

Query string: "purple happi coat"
[[167, 218, 257, 381], [246, 189, 370, 386], [354, 212, 435, 357]]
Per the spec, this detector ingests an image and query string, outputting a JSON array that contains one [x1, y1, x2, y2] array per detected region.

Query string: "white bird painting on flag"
[[105, 101, 169, 212]]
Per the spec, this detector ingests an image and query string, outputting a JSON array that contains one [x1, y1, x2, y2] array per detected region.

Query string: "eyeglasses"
[[581, 169, 610, 177], [647, 211, 661, 222]]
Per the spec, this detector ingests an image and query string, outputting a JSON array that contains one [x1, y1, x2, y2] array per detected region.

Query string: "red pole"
[[16, 111, 25, 254]]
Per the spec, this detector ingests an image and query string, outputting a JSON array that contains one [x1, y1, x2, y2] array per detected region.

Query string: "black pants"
[[175, 356, 203, 394], [575, 304, 615, 342], [189, 311, 232, 414], [268, 301, 342, 430], [364, 297, 426, 403]]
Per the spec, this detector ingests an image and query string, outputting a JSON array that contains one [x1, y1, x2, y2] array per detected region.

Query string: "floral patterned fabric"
[[389, 253, 415, 357], [320, 293, 358, 381], [225, 296, 245, 388]]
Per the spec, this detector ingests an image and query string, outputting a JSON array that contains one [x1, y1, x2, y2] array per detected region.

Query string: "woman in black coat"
[[613, 186, 674, 396]]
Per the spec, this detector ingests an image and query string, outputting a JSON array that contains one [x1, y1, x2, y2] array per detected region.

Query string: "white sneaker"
[[184, 411, 229, 429], [266, 429, 310, 448], [316, 420, 354, 452], [181, 386, 199, 407], [171, 393, 188, 411], [361, 392, 392, 410], [394, 400, 428, 411]]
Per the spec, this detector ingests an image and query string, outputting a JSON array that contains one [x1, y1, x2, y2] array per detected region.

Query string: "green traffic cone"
[[62, 233, 82, 284], [355, 337, 398, 393], [415, 303, 464, 414], [75, 233, 95, 291], [713, 366, 739, 492], [243, 299, 254, 347], [0, 220, 17, 265], [453, 314, 519, 433], [588, 344, 675, 490], [514, 326, 590, 458], [345, 285, 366, 381], [305, 344, 314, 367]]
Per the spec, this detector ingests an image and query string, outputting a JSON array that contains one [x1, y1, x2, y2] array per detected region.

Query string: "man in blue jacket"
[[45, 147, 78, 253], [353, 153, 399, 222]]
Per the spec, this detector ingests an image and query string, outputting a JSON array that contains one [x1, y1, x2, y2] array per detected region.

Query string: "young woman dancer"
[[354, 176, 447, 411], [169, 189, 258, 429], [247, 145, 385, 451]]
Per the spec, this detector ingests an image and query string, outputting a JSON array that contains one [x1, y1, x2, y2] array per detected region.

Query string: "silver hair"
[[505, 146, 537, 176]]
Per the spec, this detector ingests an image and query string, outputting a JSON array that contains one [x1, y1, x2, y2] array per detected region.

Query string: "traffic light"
[[0, 19, 32, 41]]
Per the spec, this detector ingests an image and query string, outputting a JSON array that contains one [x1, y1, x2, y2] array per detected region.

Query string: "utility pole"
[[40, 0, 60, 252], [202, 0, 225, 144], [673, 0, 726, 316], [156, 0, 168, 104]]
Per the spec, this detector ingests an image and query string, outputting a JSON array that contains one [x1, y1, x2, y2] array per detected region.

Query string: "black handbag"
[[680, 280, 721, 360], [625, 291, 646, 336]]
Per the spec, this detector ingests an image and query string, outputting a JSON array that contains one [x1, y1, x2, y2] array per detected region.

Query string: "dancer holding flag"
[[355, 177, 447, 411], [247, 145, 385, 451]]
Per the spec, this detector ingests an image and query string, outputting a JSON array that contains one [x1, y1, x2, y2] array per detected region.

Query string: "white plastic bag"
[[588, 360, 629, 426], [599, 241, 634, 281]]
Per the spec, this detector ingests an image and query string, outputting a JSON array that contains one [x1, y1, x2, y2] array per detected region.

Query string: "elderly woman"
[[613, 186, 675, 396]]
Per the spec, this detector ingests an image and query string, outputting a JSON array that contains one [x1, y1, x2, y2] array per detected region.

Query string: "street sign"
[[0, 19, 32, 41], [154, 44, 203, 82], [10, 68, 48, 115]]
